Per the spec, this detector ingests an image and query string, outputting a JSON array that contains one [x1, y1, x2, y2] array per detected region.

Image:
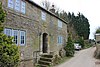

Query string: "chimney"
[[49, 5, 55, 13]]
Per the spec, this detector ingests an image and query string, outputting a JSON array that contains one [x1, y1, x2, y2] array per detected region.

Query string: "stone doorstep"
[[41, 54, 53, 58], [35, 64, 48, 67], [40, 57, 53, 60], [39, 60, 52, 64]]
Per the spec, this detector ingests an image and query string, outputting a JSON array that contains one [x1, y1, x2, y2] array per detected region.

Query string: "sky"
[[32, 0, 100, 39]]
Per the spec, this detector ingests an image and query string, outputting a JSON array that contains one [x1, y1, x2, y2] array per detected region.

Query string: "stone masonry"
[[0, 0, 68, 67]]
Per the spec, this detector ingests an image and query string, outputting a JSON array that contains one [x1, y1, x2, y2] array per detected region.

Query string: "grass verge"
[[54, 56, 72, 66]]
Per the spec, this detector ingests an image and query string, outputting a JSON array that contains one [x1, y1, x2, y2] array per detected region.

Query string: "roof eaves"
[[27, 0, 68, 24]]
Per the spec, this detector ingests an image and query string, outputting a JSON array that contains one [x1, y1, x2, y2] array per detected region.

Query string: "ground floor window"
[[13, 30, 18, 45], [57, 35, 63, 44], [20, 31, 25, 46], [4, 28, 26, 46], [4, 28, 12, 37]]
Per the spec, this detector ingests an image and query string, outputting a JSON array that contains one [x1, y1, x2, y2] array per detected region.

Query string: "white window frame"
[[41, 11, 46, 21], [4, 28, 26, 46], [15, 0, 21, 11], [8, 0, 14, 9], [4, 28, 12, 36], [58, 20, 62, 28], [12, 30, 18, 45], [21, 1, 26, 14], [58, 35, 63, 44], [20, 31, 26, 46]]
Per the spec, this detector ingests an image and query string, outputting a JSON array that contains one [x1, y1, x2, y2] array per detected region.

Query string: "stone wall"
[[94, 45, 100, 59]]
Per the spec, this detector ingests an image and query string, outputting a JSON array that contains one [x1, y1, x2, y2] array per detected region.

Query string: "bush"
[[75, 37, 85, 49], [0, 33, 20, 67], [64, 34, 74, 57], [53, 55, 62, 65]]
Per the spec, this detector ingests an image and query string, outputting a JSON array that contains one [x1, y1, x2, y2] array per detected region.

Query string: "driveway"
[[55, 47, 100, 67]]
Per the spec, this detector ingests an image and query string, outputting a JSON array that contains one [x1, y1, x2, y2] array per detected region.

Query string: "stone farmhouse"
[[0, 0, 68, 66]]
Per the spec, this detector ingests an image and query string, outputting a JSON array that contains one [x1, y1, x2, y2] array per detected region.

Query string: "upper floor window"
[[58, 20, 62, 28], [8, 0, 26, 14], [8, 0, 14, 9], [21, 1, 26, 14], [15, 0, 20, 11], [41, 11, 46, 21]]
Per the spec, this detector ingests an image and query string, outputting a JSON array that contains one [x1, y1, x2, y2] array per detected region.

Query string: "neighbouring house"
[[0, 0, 68, 67], [94, 33, 100, 59], [95, 34, 100, 44]]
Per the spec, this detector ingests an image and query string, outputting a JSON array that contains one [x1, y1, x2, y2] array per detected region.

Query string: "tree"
[[95, 27, 100, 34], [0, 2, 20, 67], [41, 0, 51, 10], [67, 12, 90, 40], [64, 34, 74, 56]]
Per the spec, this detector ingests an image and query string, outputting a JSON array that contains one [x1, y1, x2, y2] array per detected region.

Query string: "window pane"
[[20, 31, 25, 46], [21, 1, 26, 14], [4, 28, 12, 36], [58, 20, 62, 28], [41, 11, 46, 21], [13, 30, 18, 45], [15, 0, 20, 11], [58, 35, 63, 44], [8, 0, 14, 8]]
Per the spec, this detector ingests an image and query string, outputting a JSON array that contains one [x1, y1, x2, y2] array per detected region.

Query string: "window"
[[8, 0, 14, 9], [4, 28, 12, 36], [41, 11, 46, 21], [58, 20, 62, 28], [21, 1, 26, 14], [20, 31, 25, 46], [58, 36, 63, 44], [8, 0, 26, 14], [15, 0, 20, 11], [13, 30, 18, 45], [4, 28, 26, 46]]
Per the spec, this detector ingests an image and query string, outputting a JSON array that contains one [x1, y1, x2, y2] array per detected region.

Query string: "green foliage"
[[55, 11, 90, 40], [95, 27, 100, 33], [0, 33, 20, 67], [0, 2, 20, 67], [76, 37, 85, 49], [0, 2, 6, 33], [68, 12, 90, 39], [53, 55, 62, 65], [84, 43, 91, 49], [64, 34, 74, 57]]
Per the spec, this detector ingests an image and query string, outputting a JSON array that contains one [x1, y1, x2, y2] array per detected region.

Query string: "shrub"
[[0, 33, 20, 67], [53, 55, 61, 65], [64, 34, 74, 57], [75, 37, 85, 49]]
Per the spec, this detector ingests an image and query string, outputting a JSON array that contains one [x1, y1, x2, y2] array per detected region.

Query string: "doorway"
[[42, 33, 48, 53]]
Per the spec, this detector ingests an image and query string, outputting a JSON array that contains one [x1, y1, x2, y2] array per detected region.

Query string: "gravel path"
[[55, 47, 100, 67]]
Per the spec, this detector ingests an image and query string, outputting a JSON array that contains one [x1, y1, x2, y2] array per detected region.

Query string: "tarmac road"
[[55, 47, 100, 67]]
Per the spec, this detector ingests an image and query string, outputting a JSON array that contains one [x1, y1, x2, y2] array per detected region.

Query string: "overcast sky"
[[32, 0, 100, 39]]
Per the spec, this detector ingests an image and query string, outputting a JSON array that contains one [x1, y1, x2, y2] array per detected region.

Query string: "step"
[[38, 60, 51, 65], [41, 54, 53, 58], [36, 64, 49, 67], [40, 57, 53, 62]]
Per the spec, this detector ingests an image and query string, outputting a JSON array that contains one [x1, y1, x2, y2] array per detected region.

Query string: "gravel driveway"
[[55, 47, 100, 67]]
